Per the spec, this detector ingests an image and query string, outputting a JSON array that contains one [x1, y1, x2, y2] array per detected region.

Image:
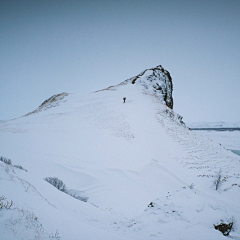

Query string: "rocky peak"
[[127, 65, 173, 109], [97, 65, 174, 109]]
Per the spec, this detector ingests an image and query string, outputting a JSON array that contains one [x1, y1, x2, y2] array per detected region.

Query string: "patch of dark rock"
[[148, 202, 154, 207], [214, 222, 233, 236]]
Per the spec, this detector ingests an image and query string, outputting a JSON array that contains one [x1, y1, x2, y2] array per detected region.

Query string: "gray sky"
[[1, 0, 240, 122]]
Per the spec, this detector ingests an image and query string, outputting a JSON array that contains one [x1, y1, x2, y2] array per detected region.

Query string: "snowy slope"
[[1, 69, 240, 239]]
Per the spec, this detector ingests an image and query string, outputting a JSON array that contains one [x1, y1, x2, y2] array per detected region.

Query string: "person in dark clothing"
[[123, 97, 126, 103]]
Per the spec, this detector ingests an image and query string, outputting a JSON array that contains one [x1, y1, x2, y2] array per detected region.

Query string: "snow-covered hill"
[[1, 66, 240, 240]]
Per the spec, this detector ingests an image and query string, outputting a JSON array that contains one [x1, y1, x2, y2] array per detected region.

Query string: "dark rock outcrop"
[[127, 65, 173, 109], [96, 65, 174, 109], [214, 222, 233, 236]]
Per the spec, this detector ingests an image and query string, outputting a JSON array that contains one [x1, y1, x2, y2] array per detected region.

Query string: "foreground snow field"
[[1, 72, 240, 239]]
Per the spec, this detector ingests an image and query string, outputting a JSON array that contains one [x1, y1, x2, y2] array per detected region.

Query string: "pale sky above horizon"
[[1, 0, 240, 123]]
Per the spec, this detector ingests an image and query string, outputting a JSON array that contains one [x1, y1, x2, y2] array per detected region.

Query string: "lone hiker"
[[123, 97, 126, 103]]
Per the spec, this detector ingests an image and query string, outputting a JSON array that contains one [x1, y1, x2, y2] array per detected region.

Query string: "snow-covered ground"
[[1, 82, 240, 240]]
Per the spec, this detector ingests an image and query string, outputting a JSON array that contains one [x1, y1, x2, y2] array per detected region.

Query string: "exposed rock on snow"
[[214, 221, 234, 236], [24, 92, 69, 116], [97, 65, 174, 109], [127, 65, 173, 109]]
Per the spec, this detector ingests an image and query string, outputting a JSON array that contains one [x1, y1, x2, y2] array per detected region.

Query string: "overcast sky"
[[1, 0, 240, 123]]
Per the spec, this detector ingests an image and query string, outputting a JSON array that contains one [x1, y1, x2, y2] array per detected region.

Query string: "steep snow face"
[[127, 65, 173, 109]]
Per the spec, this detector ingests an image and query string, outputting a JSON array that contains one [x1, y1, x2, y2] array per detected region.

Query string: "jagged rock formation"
[[127, 65, 173, 109], [97, 65, 174, 109]]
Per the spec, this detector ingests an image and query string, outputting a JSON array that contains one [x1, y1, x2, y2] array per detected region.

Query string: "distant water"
[[190, 128, 240, 131], [231, 150, 240, 156], [190, 129, 240, 155]]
